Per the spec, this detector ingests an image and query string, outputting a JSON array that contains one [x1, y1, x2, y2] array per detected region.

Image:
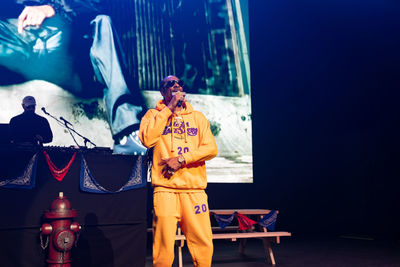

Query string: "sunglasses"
[[164, 79, 185, 88]]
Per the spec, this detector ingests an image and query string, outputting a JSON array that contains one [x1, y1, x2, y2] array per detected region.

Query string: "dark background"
[[207, 0, 400, 239], [2, 1, 400, 265]]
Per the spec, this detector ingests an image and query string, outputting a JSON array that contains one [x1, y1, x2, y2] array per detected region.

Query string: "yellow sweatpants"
[[153, 190, 213, 267]]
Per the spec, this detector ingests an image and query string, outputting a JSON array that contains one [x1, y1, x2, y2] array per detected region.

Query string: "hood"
[[155, 100, 194, 115]]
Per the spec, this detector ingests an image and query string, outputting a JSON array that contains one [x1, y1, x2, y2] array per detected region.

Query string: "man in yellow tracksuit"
[[139, 75, 218, 267]]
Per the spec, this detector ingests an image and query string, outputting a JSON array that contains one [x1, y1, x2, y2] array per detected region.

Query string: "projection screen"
[[0, 0, 251, 183]]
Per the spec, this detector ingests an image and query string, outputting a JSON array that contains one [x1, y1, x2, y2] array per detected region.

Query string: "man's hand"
[[159, 156, 183, 177], [18, 5, 56, 33], [167, 92, 186, 113]]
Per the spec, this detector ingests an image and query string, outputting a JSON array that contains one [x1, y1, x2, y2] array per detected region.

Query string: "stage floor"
[[145, 235, 400, 266]]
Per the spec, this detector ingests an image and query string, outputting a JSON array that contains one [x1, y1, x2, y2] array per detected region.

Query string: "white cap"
[[22, 96, 36, 107]]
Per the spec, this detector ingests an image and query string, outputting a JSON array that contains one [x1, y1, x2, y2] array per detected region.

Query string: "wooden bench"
[[174, 209, 291, 266]]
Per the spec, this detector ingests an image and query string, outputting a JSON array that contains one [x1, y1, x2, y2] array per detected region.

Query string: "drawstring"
[[182, 117, 188, 144], [170, 116, 174, 152]]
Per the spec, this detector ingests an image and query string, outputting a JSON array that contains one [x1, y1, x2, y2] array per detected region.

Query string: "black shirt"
[[9, 112, 53, 144]]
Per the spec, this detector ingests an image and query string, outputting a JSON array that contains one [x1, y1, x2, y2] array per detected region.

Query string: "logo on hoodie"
[[162, 121, 198, 136], [186, 122, 198, 136], [162, 126, 172, 135], [187, 127, 198, 136]]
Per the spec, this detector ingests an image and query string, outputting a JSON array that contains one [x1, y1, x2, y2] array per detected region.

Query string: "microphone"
[[41, 107, 49, 115], [60, 116, 73, 127], [172, 92, 186, 107]]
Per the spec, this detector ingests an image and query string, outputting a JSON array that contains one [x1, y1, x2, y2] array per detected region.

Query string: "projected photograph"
[[0, 0, 251, 183]]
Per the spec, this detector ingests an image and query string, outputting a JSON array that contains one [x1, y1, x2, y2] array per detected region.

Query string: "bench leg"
[[175, 228, 184, 267], [178, 244, 183, 267], [262, 238, 276, 265], [174, 240, 184, 267]]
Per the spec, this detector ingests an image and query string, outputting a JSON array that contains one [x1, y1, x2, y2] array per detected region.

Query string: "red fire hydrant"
[[40, 192, 80, 267]]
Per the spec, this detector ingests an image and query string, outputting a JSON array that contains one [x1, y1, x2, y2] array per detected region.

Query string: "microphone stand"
[[42, 109, 96, 148], [63, 122, 96, 148], [42, 109, 64, 127]]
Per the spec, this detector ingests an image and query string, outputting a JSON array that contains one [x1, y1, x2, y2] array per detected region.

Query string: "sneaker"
[[113, 131, 147, 155]]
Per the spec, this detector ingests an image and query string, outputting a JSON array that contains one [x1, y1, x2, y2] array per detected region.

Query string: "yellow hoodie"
[[139, 100, 217, 191]]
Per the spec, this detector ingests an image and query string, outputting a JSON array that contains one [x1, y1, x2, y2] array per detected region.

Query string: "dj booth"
[[0, 144, 147, 267]]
